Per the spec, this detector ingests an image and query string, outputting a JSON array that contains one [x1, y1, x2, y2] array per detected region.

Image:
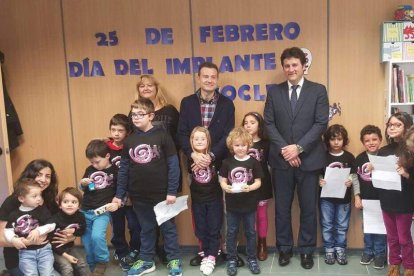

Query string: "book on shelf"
[[391, 64, 414, 104]]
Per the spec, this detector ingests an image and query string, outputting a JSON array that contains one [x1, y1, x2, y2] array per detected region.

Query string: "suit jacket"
[[177, 90, 235, 165], [264, 79, 329, 171]]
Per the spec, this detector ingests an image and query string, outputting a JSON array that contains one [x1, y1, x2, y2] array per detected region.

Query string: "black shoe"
[[278, 252, 293, 266], [216, 251, 226, 266], [300, 254, 314, 269], [236, 255, 245, 267], [190, 253, 204, 266]]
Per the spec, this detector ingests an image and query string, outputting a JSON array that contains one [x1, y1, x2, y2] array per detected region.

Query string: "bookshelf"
[[385, 61, 414, 120]]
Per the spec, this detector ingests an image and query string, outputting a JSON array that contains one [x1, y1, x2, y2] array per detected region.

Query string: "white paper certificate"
[[368, 154, 401, 191], [320, 167, 350, 198], [362, 199, 386, 234]]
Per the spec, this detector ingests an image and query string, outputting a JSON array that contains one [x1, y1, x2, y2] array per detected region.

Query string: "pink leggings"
[[256, 200, 269, 238]]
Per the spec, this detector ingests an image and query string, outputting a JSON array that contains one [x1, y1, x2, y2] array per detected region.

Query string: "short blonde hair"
[[226, 127, 253, 154], [136, 75, 168, 108], [190, 126, 211, 154]]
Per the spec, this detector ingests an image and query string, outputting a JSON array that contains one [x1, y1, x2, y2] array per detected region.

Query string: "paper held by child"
[[320, 167, 350, 198], [362, 200, 386, 234], [368, 154, 401, 191], [154, 195, 189, 225]]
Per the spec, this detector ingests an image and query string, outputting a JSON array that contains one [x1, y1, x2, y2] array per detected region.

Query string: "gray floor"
[[0, 248, 390, 275]]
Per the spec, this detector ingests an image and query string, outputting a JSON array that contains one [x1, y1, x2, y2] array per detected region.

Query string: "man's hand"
[[106, 203, 119, 212], [288, 156, 301, 167], [52, 231, 76, 248], [11, 237, 26, 250], [191, 152, 211, 169], [281, 144, 300, 161], [112, 197, 122, 207]]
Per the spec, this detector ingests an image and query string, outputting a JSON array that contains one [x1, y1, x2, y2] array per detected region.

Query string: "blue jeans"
[[19, 243, 59, 276], [363, 233, 387, 257], [111, 205, 141, 257], [226, 210, 257, 261], [133, 203, 180, 262], [81, 210, 110, 270], [192, 199, 223, 257], [320, 199, 351, 252]]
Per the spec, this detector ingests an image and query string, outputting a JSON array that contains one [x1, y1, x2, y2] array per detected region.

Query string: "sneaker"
[[247, 259, 261, 274], [324, 252, 335, 265], [336, 251, 348, 265], [226, 260, 237, 276], [127, 260, 155, 276], [201, 256, 216, 275], [236, 254, 245, 267], [190, 251, 204, 266], [167, 259, 183, 276], [373, 255, 386, 270], [120, 250, 140, 271], [360, 253, 374, 265]]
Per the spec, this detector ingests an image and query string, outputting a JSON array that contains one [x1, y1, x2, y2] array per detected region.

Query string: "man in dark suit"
[[177, 61, 235, 266], [264, 47, 329, 269]]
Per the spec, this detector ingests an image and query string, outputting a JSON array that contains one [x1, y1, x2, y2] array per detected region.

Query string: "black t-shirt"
[[321, 150, 355, 204], [354, 151, 379, 200], [122, 126, 177, 205], [106, 139, 122, 169], [377, 143, 414, 213], [153, 105, 180, 147], [190, 161, 222, 203], [48, 210, 86, 255], [219, 156, 264, 212], [81, 165, 117, 210], [248, 140, 272, 201], [5, 205, 52, 250]]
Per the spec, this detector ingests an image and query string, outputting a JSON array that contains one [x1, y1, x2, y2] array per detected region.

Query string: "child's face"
[[329, 135, 344, 154], [387, 117, 405, 141], [362, 133, 382, 154], [131, 107, 153, 131], [110, 124, 127, 144], [192, 131, 208, 153], [232, 138, 249, 158], [35, 167, 52, 191], [60, 193, 80, 215], [243, 115, 259, 137], [138, 78, 157, 101], [19, 186, 42, 208], [89, 154, 111, 170]]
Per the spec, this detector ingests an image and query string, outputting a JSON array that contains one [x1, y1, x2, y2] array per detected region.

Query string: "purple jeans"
[[382, 211, 414, 269]]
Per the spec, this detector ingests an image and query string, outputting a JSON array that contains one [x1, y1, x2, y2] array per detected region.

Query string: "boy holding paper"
[[112, 98, 183, 276], [319, 124, 355, 266]]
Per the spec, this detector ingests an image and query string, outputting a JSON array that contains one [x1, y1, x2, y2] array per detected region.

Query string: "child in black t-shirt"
[[189, 126, 223, 275], [4, 179, 57, 276], [79, 139, 119, 275], [50, 187, 89, 275], [319, 124, 355, 266], [219, 127, 263, 276], [113, 98, 182, 276]]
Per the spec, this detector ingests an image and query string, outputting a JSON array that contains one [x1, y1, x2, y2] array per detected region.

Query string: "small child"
[[50, 187, 89, 276], [319, 124, 355, 265], [242, 112, 273, 261], [219, 127, 263, 276], [112, 98, 182, 276], [189, 126, 223, 275], [79, 139, 119, 275], [353, 125, 386, 269], [4, 178, 58, 276], [105, 114, 141, 271]]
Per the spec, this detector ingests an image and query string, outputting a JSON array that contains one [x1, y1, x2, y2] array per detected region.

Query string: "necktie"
[[291, 85, 298, 112]]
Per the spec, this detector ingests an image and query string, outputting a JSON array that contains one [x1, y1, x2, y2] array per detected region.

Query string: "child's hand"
[[80, 178, 92, 186], [242, 184, 251, 193], [11, 237, 27, 249], [63, 252, 78, 264], [366, 163, 374, 172], [396, 165, 410, 179], [105, 203, 119, 212], [354, 195, 362, 209], [112, 197, 122, 207], [345, 179, 352, 187], [166, 195, 176, 205], [27, 229, 40, 242], [319, 178, 326, 187]]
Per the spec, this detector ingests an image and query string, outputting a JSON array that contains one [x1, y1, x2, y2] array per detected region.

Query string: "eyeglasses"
[[386, 123, 403, 128], [131, 112, 149, 119]]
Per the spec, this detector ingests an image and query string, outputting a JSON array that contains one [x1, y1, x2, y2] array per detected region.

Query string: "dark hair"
[[17, 159, 58, 213], [241, 112, 267, 141], [109, 113, 131, 134], [323, 124, 349, 149], [400, 125, 414, 168], [360, 125, 382, 142], [131, 98, 155, 114], [85, 139, 109, 159], [280, 47, 306, 66], [197, 61, 219, 76], [58, 187, 83, 207], [14, 178, 40, 198], [385, 112, 413, 144]]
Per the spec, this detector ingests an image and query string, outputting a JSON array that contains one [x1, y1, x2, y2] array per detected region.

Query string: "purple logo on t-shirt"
[[357, 162, 372, 182], [248, 148, 263, 162], [129, 144, 160, 164], [111, 155, 121, 168], [13, 214, 39, 236], [328, 161, 344, 168], [90, 171, 113, 189], [229, 167, 253, 183], [193, 167, 213, 184]]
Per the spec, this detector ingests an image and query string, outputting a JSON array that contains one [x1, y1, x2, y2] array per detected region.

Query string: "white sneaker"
[[201, 258, 216, 276], [200, 257, 208, 272]]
